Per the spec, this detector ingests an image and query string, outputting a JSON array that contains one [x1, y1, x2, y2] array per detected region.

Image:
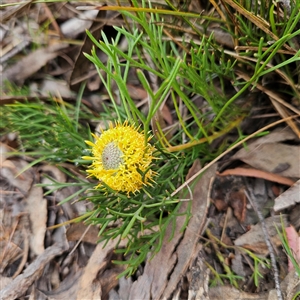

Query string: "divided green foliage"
[[84, 9, 241, 152], [1, 99, 90, 163]]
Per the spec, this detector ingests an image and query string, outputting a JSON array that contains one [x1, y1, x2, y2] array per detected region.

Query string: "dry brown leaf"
[[99, 268, 127, 299], [25, 185, 47, 255], [162, 160, 213, 300], [231, 253, 248, 277], [208, 285, 268, 300], [76, 239, 126, 300], [161, 103, 173, 126], [66, 223, 99, 244], [232, 142, 300, 178], [3, 43, 68, 85], [228, 187, 247, 222], [126, 84, 148, 100], [129, 161, 216, 300], [227, 127, 297, 164], [60, 10, 99, 38], [245, 127, 297, 144], [0, 159, 34, 195], [38, 164, 67, 185], [285, 226, 300, 272], [274, 179, 300, 211], [217, 167, 295, 186], [0, 275, 13, 291], [269, 270, 300, 300], [239, 240, 282, 256], [39, 79, 75, 99], [70, 10, 106, 92], [108, 276, 132, 300], [0, 143, 13, 166], [234, 215, 288, 254]]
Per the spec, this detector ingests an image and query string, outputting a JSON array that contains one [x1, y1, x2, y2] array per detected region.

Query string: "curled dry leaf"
[[0, 275, 13, 291], [217, 167, 295, 186], [66, 223, 99, 244], [126, 83, 148, 100], [285, 226, 300, 272], [60, 10, 99, 39], [38, 164, 67, 186], [25, 185, 47, 256], [229, 127, 299, 178], [235, 143, 300, 178], [161, 103, 173, 126], [274, 179, 300, 211], [128, 160, 216, 300], [108, 276, 132, 300], [0, 143, 14, 165], [76, 239, 126, 300], [269, 270, 300, 300], [234, 215, 288, 255], [0, 159, 33, 195], [208, 285, 268, 300], [39, 79, 75, 99], [70, 10, 106, 92], [3, 43, 68, 85]]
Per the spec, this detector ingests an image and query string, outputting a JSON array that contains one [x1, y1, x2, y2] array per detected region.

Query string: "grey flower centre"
[[102, 142, 124, 170]]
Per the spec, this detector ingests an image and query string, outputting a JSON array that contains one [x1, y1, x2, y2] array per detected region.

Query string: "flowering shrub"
[[83, 121, 156, 195]]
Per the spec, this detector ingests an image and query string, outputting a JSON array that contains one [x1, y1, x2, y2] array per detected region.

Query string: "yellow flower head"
[[83, 121, 156, 195]]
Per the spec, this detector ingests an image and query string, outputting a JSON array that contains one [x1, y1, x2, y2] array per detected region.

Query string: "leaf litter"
[[1, 1, 300, 299]]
